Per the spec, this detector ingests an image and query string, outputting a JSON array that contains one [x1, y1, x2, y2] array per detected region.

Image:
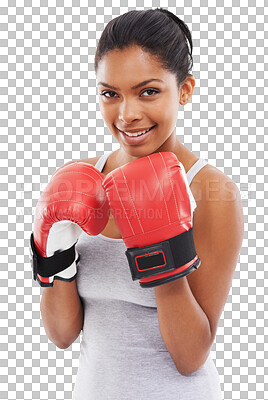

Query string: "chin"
[[122, 146, 154, 159]]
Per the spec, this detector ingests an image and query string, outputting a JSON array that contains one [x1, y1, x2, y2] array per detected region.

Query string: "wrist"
[[154, 275, 188, 295], [30, 232, 78, 287], [125, 228, 200, 288]]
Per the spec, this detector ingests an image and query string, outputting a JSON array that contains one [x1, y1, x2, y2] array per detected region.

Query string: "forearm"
[[40, 279, 84, 349], [154, 277, 212, 375]]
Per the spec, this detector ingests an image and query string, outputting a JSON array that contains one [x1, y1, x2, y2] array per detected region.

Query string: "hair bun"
[[155, 8, 193, 56]]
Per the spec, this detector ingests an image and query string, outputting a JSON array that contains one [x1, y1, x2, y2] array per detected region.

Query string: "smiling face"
[[96, 45, 194, 159]]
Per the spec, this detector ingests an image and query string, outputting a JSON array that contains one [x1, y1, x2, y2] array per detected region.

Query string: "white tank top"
[[73, 152, 222, 400]]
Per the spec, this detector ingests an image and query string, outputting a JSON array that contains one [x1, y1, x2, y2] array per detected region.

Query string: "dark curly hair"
[[94, 8, 194, 89]]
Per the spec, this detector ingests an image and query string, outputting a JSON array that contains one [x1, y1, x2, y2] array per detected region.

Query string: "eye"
[[100, 91, 117, 98], [142, 89, 159, 96], [99, 88, 159, 98]]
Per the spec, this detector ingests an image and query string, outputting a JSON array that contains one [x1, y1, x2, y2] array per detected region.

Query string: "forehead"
[[96, 45, 173, 85]]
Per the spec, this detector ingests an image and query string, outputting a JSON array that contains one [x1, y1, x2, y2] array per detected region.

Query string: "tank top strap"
[[94, 151, 113, 172], [186, 158, 208, 186]]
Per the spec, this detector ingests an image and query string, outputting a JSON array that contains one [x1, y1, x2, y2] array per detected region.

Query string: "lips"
[[118, 125, 156, 145], [117, 125, 155, 135]]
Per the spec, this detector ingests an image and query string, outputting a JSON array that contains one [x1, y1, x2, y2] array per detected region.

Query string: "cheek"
[[153, 96, 178, 121], [99, 101, 113, 123], [98, 99, 104, 115], [156, 106, 177, 128]]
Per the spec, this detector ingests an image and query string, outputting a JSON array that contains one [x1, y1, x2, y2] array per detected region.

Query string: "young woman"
[[33, 8, 244, 400]]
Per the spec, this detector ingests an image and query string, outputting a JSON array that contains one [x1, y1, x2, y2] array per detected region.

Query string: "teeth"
[[124, 127, 152, 137]]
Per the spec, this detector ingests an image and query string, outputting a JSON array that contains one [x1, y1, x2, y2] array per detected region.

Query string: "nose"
[[118, 98, 142, 124]]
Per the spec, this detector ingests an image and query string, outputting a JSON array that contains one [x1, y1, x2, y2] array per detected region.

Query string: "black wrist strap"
[[30, 233, 76, 280], [125, 228, 197, 281]]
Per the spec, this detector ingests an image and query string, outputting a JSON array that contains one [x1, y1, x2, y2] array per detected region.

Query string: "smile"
[[123, 127, 153, 137], [117, 125, 157, 145]]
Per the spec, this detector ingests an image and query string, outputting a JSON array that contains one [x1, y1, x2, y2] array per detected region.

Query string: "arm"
[[154, 171, 244, 375], [39, 161, 83, 349], [33, 156, 106, 349], [41, 279, 84, 349], [154, 277, 211, 375]]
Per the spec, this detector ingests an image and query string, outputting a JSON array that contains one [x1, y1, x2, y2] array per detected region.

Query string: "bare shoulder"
[[186, 163, 244, 339], [191, 162, 244, 252], [190, 163, 240, 205]]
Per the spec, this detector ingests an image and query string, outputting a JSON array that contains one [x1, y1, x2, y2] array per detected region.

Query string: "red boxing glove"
[[30, 162, 110, 287], [103, 152, 200, 288]]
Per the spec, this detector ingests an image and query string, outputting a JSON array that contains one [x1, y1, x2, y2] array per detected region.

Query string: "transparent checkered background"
[[0, 1, 267, 399]]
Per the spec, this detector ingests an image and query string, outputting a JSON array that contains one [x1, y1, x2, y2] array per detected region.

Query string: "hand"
[[30, 162, 110, 287], [102, 152, 200, 288]]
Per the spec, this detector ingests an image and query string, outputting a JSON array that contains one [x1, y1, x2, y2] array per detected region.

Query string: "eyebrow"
[[97, 79, 164, 90]]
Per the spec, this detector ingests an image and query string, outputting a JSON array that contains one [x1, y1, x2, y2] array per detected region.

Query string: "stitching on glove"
[[111, 172, 136, 236], [121, 168, 144, 234], [159, 153, 180, 220], [148, 155, 171, 224]]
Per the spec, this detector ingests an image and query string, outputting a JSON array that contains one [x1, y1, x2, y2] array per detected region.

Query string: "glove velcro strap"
[[30, 232, 76, 280], [125, 228, 197, 281]]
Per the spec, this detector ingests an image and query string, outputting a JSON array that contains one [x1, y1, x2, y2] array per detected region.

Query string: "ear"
[[179, 75, 195, 105]]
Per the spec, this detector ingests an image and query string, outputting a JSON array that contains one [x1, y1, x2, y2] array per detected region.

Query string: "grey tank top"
[[73, 152, 222, 400]]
